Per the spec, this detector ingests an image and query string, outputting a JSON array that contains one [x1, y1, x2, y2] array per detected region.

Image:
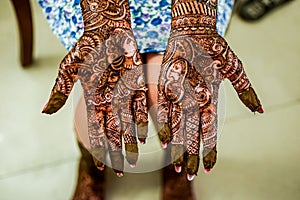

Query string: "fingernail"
[[130, 164, 136, 168], [174, 165, 182, 173], [161, 142, 167, 149], [257, 107, 264, 113], [139, 139, 146, 145], [42, 102, 49, 113], [116, 172, 124, 177], [97, 166, 105, 171], [204, 168, 211, 174], [187, 174, 195, 181]]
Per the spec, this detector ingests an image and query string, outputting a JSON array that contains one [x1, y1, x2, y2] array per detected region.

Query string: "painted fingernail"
[[116, 172, 124, 177], [257, 107, 264, 113], [187, 174, 195, 181], [139, 139, 146, 145], [161, 142, 167, 149], [130, 164, 136, 168], [97, 166, 105, 171], [204, 168, 211, 174], [174, 165, 182, 173]]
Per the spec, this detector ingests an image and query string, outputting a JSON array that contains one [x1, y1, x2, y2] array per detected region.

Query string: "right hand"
[[157, 0, 263, 180], [42, 0, 148, 176]]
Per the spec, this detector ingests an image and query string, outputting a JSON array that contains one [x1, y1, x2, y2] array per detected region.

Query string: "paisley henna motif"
[[42, 0, 148, 176], [158, 0, 263, 180]]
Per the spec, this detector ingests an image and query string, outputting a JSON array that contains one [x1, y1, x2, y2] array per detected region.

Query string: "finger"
[[106, 109, 124, 176], [200, 103, 218, 172], [185, 111, 201, 177], [120, 107, 139, 166], [202, 146, 217, 174], [91, 148, 106, 171], [170, 144, 184, 173], [186, 155, 200, 181], [158, 58, 188, 147], [137, 122, 148, 144], [109, 151, 124, 177], [42, 51, 79, 114], [117, 76, 141, 166], [133, 90, 148, 144], [169, 103, 184, 171], [87, 107, 107, 171], [220, 43, 263, 112], [120, 46, 149, 143], [157, 90, 171, 147]]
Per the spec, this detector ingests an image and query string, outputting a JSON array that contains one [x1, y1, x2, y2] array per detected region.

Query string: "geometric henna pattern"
[[158, 0, 263, 180], [42, 0, 148, 176]]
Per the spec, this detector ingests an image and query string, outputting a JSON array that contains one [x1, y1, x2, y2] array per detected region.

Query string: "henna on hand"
[[42, 0, 148, 176], [158, 0, 263, 180]]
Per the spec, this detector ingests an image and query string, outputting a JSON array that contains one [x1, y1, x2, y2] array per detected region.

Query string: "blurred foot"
[[238, 0, 293, 21], [162, 164, 195, 200]]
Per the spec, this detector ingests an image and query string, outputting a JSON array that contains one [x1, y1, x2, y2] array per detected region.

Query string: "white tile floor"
[[0, 0, 299, 200]]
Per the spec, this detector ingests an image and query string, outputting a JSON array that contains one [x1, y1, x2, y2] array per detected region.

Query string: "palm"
[[158, 30, 262, 178]]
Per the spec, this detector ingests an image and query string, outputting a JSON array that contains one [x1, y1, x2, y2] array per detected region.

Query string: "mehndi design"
[[157, 0, 263, 180], [42, 0, 148, 176]]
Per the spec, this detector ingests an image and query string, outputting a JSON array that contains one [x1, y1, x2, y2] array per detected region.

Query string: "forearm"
[[80, 0, 132, 31]]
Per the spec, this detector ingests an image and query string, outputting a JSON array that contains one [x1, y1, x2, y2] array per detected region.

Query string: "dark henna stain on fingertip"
[[158, 123, 171, 143], [203, 147, 217, 170], [137, 122, 148, 142], [171, 144, 184, 166], [186, 155, 200, 175], [42, 91, 67, 114], [110, 151, 124, 172], [238, 87, 262, 112], [125, 143, 138, 165]]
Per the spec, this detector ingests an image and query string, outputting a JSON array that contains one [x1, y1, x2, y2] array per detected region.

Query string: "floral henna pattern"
[[42, 0, 148, 176], [158, 0, 263, 180]]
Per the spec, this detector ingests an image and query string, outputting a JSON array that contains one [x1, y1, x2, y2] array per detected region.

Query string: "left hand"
[[42, 0, 148, 176]]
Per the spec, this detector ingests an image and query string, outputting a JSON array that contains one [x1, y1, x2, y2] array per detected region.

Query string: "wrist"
[[80, 0, 131, 31], [171, 0, 217, 32]]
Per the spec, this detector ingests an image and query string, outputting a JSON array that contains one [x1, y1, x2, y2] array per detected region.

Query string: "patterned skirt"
[[38, 0, 235, 52]]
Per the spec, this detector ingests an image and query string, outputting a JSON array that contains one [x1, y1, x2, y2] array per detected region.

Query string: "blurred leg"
[[73, 98, 105, 200]]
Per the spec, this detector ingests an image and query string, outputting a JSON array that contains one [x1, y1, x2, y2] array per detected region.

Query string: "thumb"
[[221, 44, 263, 113], [42, 54, 78, 114]]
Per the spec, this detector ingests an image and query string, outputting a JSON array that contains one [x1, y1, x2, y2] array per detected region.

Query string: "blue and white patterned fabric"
[[217, 0, 235, 36], [38, 0, 235, 52]]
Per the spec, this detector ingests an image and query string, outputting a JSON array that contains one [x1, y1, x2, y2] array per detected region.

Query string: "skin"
[[42, 0, 148, 176], [157, 0, 263, 180]]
